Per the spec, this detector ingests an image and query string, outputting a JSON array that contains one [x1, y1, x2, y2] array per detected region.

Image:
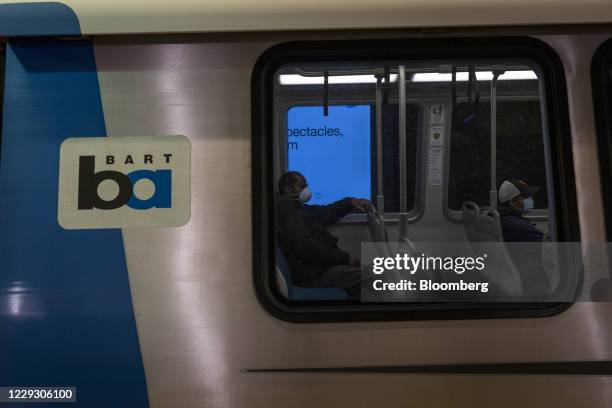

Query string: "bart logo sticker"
[[58, 135, 191, 229]]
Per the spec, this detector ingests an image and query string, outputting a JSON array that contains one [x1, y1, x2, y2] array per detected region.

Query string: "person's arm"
[[286, 214, 351, 266], [306, 197, 372, 226], [501, 215, 545, 243], [305, 197, 355, 227]]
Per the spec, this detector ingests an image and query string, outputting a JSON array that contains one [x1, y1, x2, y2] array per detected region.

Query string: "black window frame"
[[0, 46, 4, 165], [252, 37, 579, 323], [592, 38, 612, 240]]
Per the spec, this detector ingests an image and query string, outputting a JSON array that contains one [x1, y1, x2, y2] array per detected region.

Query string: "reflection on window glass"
[[592, 40, 612, 240], [380, 103, 420, 213], [448, 100, 548, 210]]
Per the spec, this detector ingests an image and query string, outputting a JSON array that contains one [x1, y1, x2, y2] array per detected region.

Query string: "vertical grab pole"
[[398, 65, 410, 241], [323, 70, 329, 116], [399, 65, 407, 214], [490, 69, 504, 210], [376, 75, 384, 213]]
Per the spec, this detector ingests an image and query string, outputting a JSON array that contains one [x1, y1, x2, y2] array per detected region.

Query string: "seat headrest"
[[367, 207, 388, 243], [462, 201, 480, 213], [479, 209, 503, 240], [462, 201, 480, 225]]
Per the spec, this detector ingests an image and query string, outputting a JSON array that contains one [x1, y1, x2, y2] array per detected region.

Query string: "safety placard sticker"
[[430, 104, 445, 125], [428, 147, 444, 186], [430, 126, 444, 147], [58, 135, 191, 229]]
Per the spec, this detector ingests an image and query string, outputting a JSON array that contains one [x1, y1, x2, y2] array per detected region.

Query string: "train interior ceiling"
[[272, 60, 558, 295]]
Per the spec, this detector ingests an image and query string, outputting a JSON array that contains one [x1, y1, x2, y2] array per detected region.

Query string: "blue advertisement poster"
[[287, 105, 371, 205]]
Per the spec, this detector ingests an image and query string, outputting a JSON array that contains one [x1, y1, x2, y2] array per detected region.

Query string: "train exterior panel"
[[1, 2, 612, 407]]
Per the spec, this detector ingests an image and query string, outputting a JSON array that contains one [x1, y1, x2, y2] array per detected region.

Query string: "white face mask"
[[298, 186, 312, 203], [523, 197, 534, 210]]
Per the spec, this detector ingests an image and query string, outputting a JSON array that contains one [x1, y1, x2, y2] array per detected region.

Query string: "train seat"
[[367, 207, 389, 242], [478, 209, 503, 240], [368, 209, 431, 283], [462, 203, 523, 295], [367, 208, 418, 259], [275, 243, 348, 301], [476, 209, 523, 294], [542, 241, 558, 291], [397, 213, 418, 257], [462, 201, 484, 242], [367, 207, 393, 258]]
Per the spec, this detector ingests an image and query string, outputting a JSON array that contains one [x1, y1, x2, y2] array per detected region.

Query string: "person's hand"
[[350, 198, 372, 212]]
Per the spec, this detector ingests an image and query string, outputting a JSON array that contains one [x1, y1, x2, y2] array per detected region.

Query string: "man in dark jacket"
[[275, 171, 371, 298], [497, 179, 549, 295]]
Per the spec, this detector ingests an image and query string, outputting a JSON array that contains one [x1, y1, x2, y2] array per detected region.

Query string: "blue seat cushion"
[[288, 286, 349, 301], [276, 242, 348, 300]]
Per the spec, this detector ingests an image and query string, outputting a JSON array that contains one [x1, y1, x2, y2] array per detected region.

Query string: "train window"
[[447, 100, 549, 213], [592, 39, 612, 239], [252, 38, 579, 322]]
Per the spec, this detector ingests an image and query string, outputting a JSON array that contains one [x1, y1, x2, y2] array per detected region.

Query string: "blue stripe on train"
[[0, 40, 149, 407], [0, 2, 80, 36]]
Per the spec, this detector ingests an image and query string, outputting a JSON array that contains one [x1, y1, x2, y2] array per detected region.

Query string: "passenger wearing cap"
[[497, 180, 545, 242], [498, 179, 549, 295]]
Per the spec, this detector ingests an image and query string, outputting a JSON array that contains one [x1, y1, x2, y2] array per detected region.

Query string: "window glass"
[[287, 105, 372, 205], [253, 40, 578, 322], [380, 102, 420, 213], [448, 99, 548, 211], [275, 70, 419, 213]]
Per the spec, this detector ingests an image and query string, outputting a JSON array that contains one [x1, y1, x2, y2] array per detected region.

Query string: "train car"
[[1, 1, 612, 407]]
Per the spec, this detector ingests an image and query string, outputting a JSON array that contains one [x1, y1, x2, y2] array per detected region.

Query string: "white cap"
[[498, 180, 540, 203]]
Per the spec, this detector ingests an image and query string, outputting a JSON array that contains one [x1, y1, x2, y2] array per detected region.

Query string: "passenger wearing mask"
[[497, 179, 549, 295], [497, 179, 544, 242], [275, 171, 372, 298]]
